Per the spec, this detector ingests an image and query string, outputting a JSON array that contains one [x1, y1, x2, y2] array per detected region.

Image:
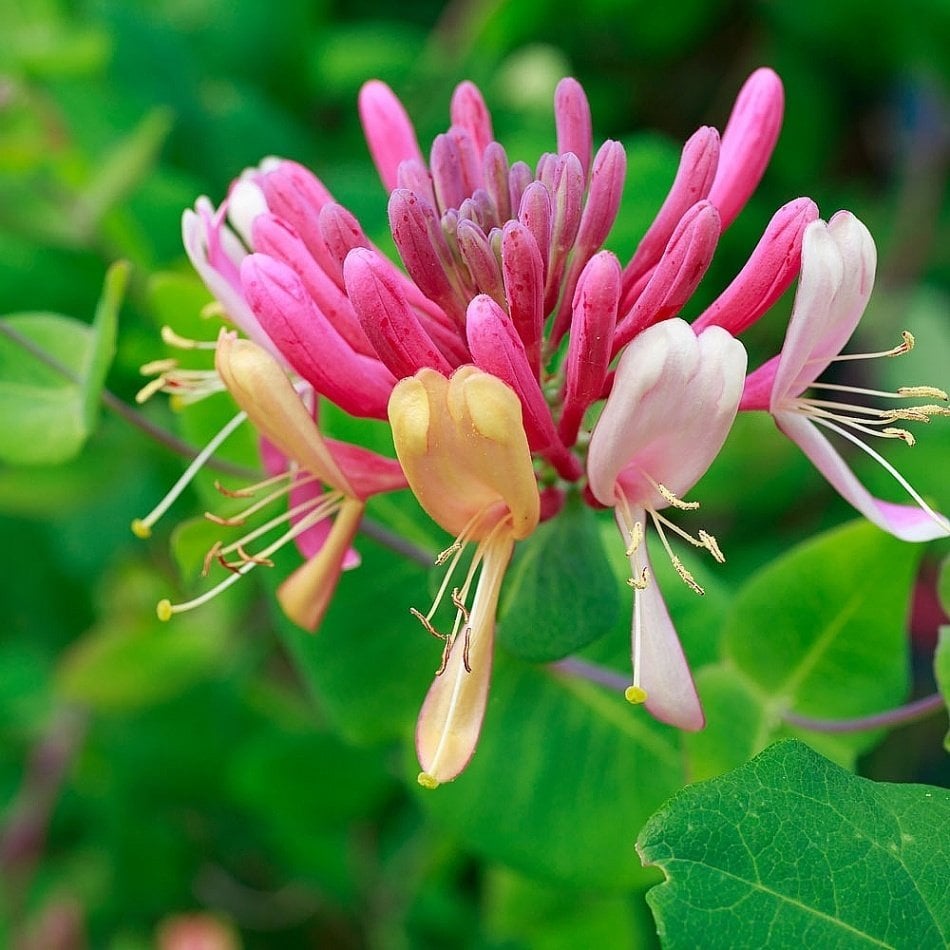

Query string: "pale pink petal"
[[629, 522, 705, 730], [359, 80, 424, 193], [776, 411, 950, 541]]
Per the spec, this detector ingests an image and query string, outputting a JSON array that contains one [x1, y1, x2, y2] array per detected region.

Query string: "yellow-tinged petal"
[[389, 367, 540, 539], [415, 535, 512, 785], [277, 497, 364, 631], [215, 332, 354, 495]]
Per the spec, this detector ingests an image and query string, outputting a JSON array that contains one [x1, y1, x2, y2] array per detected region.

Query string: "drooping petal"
[[622, 512, 705, 730], [775, 411, 950, 541], [415, 535, 512, 786], [277, 497, 365, 631]]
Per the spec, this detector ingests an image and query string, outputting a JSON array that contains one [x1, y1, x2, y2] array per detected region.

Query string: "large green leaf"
[[0, 261, 127, 465], [498, 494, 621, 661], [638, 739, 950, 949], [935, 627, 950, 753], [415, 654, 682, 890], [721, 520, 919, 757]]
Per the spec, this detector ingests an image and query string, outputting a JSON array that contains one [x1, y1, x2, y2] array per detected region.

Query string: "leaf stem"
[[781, 693, 945, 734], [548, 656, 629, 692]]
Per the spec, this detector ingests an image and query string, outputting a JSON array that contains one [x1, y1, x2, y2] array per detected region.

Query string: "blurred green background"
[[1, 0, 948, 947]]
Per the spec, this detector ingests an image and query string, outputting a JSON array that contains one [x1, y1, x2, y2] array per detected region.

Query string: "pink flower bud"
[[451, 80, 495, 158], [358, 79, 424, 193], [554, 77, 593, 179]]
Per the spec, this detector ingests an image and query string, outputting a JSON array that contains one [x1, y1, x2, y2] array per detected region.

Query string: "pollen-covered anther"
[[883, 427, 916, 446], [627, 567, 649, 590], [160, 326, 219, 350], [655, 482, 701, 510], [624, 685, 648, 705], [202, 541, 223, 577], [698, 530, 724, 563], [898, 386, 948, 400], [671, 555, 705, 595], [623, 519, 644, 557]]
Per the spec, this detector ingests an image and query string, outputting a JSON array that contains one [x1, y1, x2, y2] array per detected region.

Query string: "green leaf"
[[0, 263, 126, 465], [935, 627, 950, 753], [638, 739, 950, 949], [498, 494, 621, 661], [722, 520, 919, 757], [937, 554, 950, 618], [415, 654, 681, 889], [0, 312, 95, 465]]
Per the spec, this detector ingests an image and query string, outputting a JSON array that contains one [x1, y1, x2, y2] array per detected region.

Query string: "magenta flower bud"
[[692, 197, 819, 335], [482, 142, 511, 224], [466, 295, 581, 480], [358, 79, 424, 193], [396, 158, 437, 209], [457, 219, 506, 307], [614, 200, 721, 353], [544, 152, 585, 314], [252, 213, 375, 357], [318, 202, 370, 278], [554, 77, 594, 180], [707, 67, 784, 230], [517, 181, 553, 280], [389, 189, 469, 325], [257, 160, 340, 282], [343, 247, 455, 378], [430, 132, 467, 214], [622, 126, 720, 302], [559, 251, 622, 445], [501, 221, 545, 378], [451, 80, 495, 158], [508, 160, 533, 215], [241, 254, 396, 419]]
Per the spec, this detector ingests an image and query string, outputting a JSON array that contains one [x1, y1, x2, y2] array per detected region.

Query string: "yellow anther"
[[882, 427, 915, 445], [417, 771, 440, 789], [624, 685, 648, 705], [156, 599, 173, 621], [672, 555, 705, 595], [627, 568, 649, 590], [624, 520, 643, 557], [898, 386, 948, 400], [131, 518, 152, 539], [699, 530, 725, 563], [656, 483, 700, 510], [160, 326, 218, 350]]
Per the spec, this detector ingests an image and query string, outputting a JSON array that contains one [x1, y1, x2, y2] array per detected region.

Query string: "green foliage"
[[935, 629, 950, 753], [499, 493, 621, 661], [638, 740, 950, 949]]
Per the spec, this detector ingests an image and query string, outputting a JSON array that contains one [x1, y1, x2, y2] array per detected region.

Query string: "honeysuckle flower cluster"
[[134, 69, 949, 787]]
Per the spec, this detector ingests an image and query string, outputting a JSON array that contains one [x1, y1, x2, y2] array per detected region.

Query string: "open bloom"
[[155, 333, 405, 631], [388, 367, 540, 786], [587, 319, 747, 729], [740, 212, 950, 541]]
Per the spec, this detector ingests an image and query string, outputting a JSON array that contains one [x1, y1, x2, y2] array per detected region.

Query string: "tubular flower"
[[388, 368, 540, 787], [153, 332, 406, 631], [587, 319, 747, 730], [740, 212, 950, 541]]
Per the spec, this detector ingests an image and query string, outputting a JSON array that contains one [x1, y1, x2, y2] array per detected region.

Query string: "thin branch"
[[781, 693, 945, 734], [360, 517, 435, 567], [548, 656, 629, 692]]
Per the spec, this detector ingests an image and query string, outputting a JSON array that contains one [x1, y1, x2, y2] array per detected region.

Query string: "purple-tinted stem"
[[549, 656, 628, 692], [782, 693, 945, 734]]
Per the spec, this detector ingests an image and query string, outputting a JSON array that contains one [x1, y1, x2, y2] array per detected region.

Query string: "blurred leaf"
[[499, 494, 621, 661], [722, 520, 919, 758], [70, 109, 174, 238], [82, 259, 128, 425], [935, 628, 950, 753], [415, 654, 680, 889], [484, 866, 656, 950], [638, 739, 950, 949], [937, 553, 950, 618]]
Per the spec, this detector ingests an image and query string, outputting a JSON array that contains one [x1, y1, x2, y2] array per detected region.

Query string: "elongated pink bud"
[[466, 295, 581, 480], [344, 248, 454, 378], [559, 251, 621, 445], [622, 127, 720, 301], [396, 158, 437, 209], [549, 140, 627, 344], [252, 214, 376, 358], [318, 202, 370, 278], [707, 67, 784, 229], [518, 181, 553, 279], [257, 160, 341, 284], [508, 160, 533, 214], [483, 142, 511, 224], [451, 81, 494, 158], [358, 80, 425, 193], [613, 200, 721, 353], [693, 197, 819, 335], [389, 189, 469, 325], [554, 77, 593, 179], [501, 221, 545, 377], [431, 131, 471, 214], [242, 254, 396, 419], [457, 219, 506, 306], [544, 152, 585, 314]]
